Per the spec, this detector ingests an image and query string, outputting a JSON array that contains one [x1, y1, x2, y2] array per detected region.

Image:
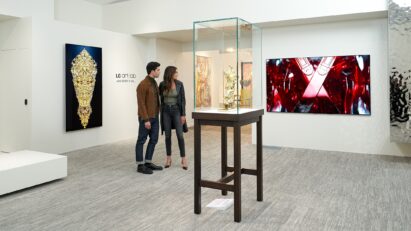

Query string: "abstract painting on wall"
[[266, 55, 371, 115], [195, 55, 212, 107], [389, 0, 411, 142], [65, 44, 102, 132]]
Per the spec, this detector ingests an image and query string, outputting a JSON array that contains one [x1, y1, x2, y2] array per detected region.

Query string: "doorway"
[[0, 17, 31, 152]]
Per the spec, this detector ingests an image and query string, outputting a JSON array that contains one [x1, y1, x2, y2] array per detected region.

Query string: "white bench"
[[0, 150, 67, 195]]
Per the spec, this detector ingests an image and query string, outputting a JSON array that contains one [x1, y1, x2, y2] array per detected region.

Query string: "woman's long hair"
[[163, 66, 177, 93]]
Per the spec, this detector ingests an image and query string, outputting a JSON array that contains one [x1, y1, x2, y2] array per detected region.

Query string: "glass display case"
[[193, 17, 262, 113]]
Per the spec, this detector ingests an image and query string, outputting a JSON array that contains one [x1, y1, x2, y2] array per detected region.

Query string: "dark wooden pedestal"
[[193, 109, 264, 222]]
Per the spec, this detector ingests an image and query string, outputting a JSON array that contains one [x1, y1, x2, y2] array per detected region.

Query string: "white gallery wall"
[[261, 17, 411, 157], [0, 0, 153, 154], [0, 18, 31, 152], [162, 16, 411, 157], [1, 0, 410, 157], [54, 0, 103, 29], [29, 18, 149, 153]]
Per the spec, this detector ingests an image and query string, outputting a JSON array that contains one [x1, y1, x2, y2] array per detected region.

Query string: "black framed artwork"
[[65, 44, 102, 132]]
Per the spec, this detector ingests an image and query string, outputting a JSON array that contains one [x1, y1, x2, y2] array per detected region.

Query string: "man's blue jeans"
[[135, 117, 159, 165]]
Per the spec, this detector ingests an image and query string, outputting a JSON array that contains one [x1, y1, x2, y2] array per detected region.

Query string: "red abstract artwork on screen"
[[266, 55, 371, 114]]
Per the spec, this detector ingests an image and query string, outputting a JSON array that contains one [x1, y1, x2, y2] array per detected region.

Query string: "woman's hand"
[[180, 116, 186, 125]]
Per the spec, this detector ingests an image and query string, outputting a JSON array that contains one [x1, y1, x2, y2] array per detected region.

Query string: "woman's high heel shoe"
[[165, 158, 172, 168], [181, 158, 188, 170]]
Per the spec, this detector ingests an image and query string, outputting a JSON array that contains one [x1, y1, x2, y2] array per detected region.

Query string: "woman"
[[159, 66, 188, 170]]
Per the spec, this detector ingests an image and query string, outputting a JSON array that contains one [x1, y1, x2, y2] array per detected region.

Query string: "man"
[[135, 62, 163, 174]]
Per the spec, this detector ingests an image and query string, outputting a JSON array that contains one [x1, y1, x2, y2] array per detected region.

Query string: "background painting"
[[195, 56, 211, 107], [66, 44, 102, 131], [266, 55, 371, 115], [241, 62, 252, 107]]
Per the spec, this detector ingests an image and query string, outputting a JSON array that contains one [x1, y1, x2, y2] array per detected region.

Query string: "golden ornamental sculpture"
[[70, 48, 97, 128]]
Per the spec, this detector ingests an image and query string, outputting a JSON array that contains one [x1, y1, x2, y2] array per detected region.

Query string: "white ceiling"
[[85, 0, 132, 5], [135, 11, 388, 43]]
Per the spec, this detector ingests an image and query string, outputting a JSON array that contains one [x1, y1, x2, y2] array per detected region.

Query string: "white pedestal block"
[[0, 150, 67, 195]]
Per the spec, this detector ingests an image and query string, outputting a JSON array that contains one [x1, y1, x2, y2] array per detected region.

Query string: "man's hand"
[[145, 121, 151, 130], [180, 116, 186, 125]]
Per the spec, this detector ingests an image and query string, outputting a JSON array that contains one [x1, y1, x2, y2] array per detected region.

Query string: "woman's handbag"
[[183, 122, 188, 133]]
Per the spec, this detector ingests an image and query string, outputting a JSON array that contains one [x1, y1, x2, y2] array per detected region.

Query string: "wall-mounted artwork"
[[65, 44, 102, 132], [266, 55, 371, 115], [195, 56, 212, 107], [241, 62, 252, 107], [389, 0, 411, 142], [223, 66, 237, 109]]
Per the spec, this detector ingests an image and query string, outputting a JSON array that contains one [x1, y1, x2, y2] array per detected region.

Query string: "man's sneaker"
[[137, 164, 153, 174], [145, 163, 163, 171]]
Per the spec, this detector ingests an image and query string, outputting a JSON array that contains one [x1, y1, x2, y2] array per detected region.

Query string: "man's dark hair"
[[146, 61, 161, 75]]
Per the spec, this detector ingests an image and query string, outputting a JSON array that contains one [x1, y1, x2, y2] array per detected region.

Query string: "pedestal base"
[[193, 109, 264, 222]]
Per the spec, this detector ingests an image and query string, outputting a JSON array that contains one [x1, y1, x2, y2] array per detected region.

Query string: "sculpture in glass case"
[[193, 17, 262, 113], [266, 55, 371, 115], [66, 44, 102, 132], [389, 0, 411, 142], [195, 56, 212, 107], [192, 18, 264, 223]]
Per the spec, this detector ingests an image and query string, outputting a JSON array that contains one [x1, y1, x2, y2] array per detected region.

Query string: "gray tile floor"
[[0, 126, 410, 231]]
